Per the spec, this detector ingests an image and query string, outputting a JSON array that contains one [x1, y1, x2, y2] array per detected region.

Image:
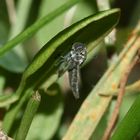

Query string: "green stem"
[[0, 94, 19, 107], [111, 94, 140, 140], [15, 91, 41, 140], [0, 0, 83, 56], [2, 89, 32, 133]]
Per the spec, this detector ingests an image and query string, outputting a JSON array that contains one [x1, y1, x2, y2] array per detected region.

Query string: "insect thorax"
[[68, 42, 87, 70]]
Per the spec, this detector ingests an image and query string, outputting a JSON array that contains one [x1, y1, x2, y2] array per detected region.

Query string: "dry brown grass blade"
[[102, 48, 140, 140]]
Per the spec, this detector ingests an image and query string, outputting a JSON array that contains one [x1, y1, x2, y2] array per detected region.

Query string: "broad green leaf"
[[36, 0, 97, 47], [22, 9, 120, 91], [3, 9, 120, 133], [26, 84, 63, 140]]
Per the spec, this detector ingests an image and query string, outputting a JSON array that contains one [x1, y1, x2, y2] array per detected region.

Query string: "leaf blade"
[[23, 9, 120, 89], [0, 0, 84, 56]]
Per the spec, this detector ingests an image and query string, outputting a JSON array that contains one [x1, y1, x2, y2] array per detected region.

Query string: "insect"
[[58, 42, 87, 99]]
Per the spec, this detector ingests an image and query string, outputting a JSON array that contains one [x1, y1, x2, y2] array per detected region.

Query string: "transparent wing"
[[58, 54, 71, 77], [68, 64, 80, 99], [58, 60, 69, 77]]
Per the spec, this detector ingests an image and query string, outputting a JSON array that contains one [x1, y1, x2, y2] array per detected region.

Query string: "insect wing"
[[58, 53, 71, 77], [68, 64, 80, 99], [58, 61, 68, 77]]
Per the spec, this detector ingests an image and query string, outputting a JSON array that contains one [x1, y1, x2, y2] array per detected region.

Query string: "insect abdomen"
[[68, 65, 80, 99]]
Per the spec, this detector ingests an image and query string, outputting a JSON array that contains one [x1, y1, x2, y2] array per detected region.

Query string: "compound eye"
[[72, 42, 85, 49]]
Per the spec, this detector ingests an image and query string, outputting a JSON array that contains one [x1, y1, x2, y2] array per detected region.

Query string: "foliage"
[[0, 0, 140, 140]]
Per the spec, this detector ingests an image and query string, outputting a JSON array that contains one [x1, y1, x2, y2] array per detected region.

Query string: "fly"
[[58, 42, 87, 99]]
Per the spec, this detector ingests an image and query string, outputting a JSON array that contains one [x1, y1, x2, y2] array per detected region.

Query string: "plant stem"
[[2, 89, 32, 133], [99, 80, 140, 96], [15, 91, 41, 140], [0, 94, 18, 107]]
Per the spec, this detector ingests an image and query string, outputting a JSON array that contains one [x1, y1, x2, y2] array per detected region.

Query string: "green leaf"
[[0, 51, 27, 72], [0, 1, 9, 44], [71, 0, 97, 22], [0, 0, 84, 56], [3, 89, 33, 133], [10, 0, 33, 37], [0, 0, 33, 73], [22, 8, 120, 90], [15, 91, 41, 140], [36, 0, 97, 47], [3, 8, 120, 133], [111, 94, 140, 140], [0, 75, 5, 93], [26, 84, 63, 140], [36, 0, 68, 46]]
